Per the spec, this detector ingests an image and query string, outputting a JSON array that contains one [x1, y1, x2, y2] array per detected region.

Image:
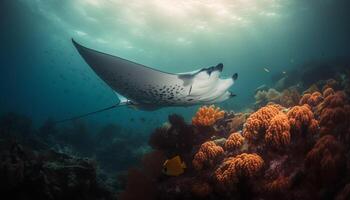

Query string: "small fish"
[[282, 71, 287, 74], [162, 156, 186, 176], [264, 67, 270, 73]]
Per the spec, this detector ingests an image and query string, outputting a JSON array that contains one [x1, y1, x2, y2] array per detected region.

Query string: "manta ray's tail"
[[54, 104, 121, 123]]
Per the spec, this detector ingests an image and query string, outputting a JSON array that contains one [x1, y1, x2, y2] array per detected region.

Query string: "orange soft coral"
[[299, 92, 323, 107], [192, 141, 224, 170], [299, 93, 311, 105], [233, 153, 264, 177], [322, 87, 335, 98], [214, 157, 239, 189], [309, 92, 323, 107], [224, 132, 245, 151], [319, 107, 348, 134], [287, 105, 319, 136], [317, 91, 348, 118], [265, 113, 291, 149], [319, 91, 347, 109], [242, 105, 281, 142], [317, 91, 349, 135], [192, 105, 225, 126], [214, 153, 264, 188], [305, 135, 345, 184]]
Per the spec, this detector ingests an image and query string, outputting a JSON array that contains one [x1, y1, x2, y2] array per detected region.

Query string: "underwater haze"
[[2, 0, 349, 129]]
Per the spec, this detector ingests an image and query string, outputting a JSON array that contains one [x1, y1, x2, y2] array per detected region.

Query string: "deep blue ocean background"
[[1, 0, 349, 135]]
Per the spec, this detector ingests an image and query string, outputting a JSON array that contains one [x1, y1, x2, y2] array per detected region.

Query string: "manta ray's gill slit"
[[188, 85, 192, 95]]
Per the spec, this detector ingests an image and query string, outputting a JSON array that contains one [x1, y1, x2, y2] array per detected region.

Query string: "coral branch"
[[287, 105, 318, 136], [224, 132, 245, 151], [214, 153, 264, 189], [192, 105, 225, 127], [242, 105, 281, 142], [192, 141, 224, 170], [305, 135, 345, 184], [265, 113, 291, 149]]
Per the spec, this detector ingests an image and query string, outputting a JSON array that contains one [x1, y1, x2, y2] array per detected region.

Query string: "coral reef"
[[287, 104, 318, 136], [278, 88, 301, 108], [192, 105, 225, 127], [214, 153, 264, 190], [323, 87, 335, 98], [149, 114, 195, 155], [192, 141, 224, 170], [299, 90, 325, 109], [265, 113, 291, 149], [242, 104, 281, 142], [317, 91, 349, 136], [0, 112, 155, 200], [254, 87, 300, 108], [213, 158, 239, 190], [232, 153, 264, 177], [118, 59, 350, 200], [305, 135, 346, 185], [299, 93, 311, 106], [3, 60, 350, 200], [224, 132, 245, 151], [254, 88, 280, 107], [0, 142, 115, 200]]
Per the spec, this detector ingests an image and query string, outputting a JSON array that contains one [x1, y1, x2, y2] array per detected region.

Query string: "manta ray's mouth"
[[200, 63, 224, 75]]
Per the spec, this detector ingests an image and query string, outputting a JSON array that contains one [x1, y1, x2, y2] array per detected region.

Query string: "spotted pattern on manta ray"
[[73, 40, 237, 109]]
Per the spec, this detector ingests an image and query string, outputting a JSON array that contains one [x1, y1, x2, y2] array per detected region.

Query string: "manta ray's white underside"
[[73, 39, 237, 110]]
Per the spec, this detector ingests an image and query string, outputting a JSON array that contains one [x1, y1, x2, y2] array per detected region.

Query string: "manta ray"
[[57, 39, 238, 122]]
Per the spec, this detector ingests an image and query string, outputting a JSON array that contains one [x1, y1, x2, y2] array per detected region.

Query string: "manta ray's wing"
[[72, 39, 237, 107]]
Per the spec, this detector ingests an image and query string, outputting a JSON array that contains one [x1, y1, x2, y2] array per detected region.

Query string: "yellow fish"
[[162, 156, 186, 176]]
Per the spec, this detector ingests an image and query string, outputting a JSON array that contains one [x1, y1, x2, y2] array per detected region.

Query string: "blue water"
[[1, 0, 349, 134]]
